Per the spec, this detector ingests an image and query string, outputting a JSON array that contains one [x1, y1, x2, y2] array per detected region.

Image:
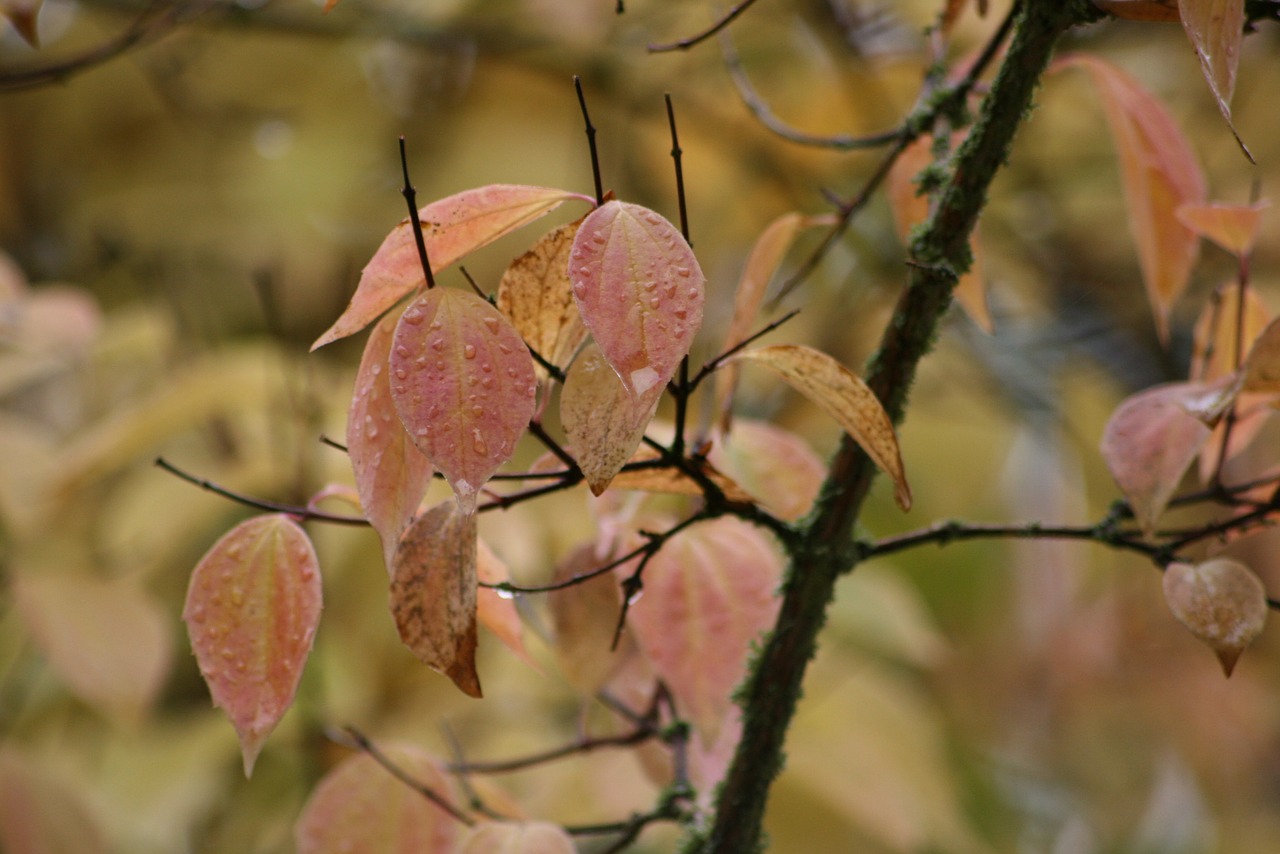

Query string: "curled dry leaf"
[[1099, 382, 1217, 536], [183, 514, 323, 776], [313, 185, 593, 349], [390, 289, 537, 514], [560, 341, 662, 495], [1055, 55, 1206, 342], [708, 418, 825, 521], [348, 312, 435, 573], [569, 200, 705, 398], [1176, 201, 1269, 258], [476, 537, 536, 669], [628, 517, 783, 743], [390, 501, 482, 697], [496, 218, 589, 381], [295, 744, 460, 854], [728, 344, 911, 511], [461, 820, 576, 854], [1163, 559, 1268, 676]]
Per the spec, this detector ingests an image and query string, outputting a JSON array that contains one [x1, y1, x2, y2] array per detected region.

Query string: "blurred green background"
[[2, 0, 1280, 851]]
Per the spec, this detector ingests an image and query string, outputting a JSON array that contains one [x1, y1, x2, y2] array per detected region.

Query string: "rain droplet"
[[370, 363, 382, 376], [395, 345, 411, 358], [414, 356, 427, 369], [402, 308, 424, 325], [674, 308, 688, 319], [676, 267, 691, 278], [648, 297, 661, 309], [189, 606, 206, 624], [626, 588, 644, 605], [481, 377, 494, 389], [416, 427, 430, 438], [430, 338, 445, 352], [471, 405, 483, 416], [472, 430, 489, 456], [395, 369, 408, 380], [591, 232, 606, 245], [463, 344, 477, 359], [506, 367, 518, 377], [481, 362, 492, 373], [642, 280, 657, 292], [498, 342, 513, 354], [495, 588, 515, 600], [366, 425, 379, 439], [687, 288, 699, 299], [227, 545, 242, 559], [572, 282, 587, 296], [483, 317, 500, 334], [429, 320, 443, 331]]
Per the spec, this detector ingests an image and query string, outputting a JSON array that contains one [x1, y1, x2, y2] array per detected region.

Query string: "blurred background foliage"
[[2, 0, 1280, 851]]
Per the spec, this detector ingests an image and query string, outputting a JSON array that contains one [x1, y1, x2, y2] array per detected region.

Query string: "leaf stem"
[[398, 136, 435, 290], [647, 0, 763, 53], [575, 76, 605, 206]]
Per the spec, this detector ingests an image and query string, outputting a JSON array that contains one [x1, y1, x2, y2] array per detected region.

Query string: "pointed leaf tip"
[[184, 515, 322, 776], [1163, 559, 1267, 676]]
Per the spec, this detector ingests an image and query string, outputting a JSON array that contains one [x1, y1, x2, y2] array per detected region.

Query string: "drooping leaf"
[[313, 185, 593, 349], [1099, 382, 1217, 536], [1056, 55, 1207, 342], [1, 0, 41, 47], [1191, 284, 1271, 382], [569, 200, 705, 397], [295, 744, 461, 854], [547, 542, 638, 697], [885, 133, 992, 333], [1178, 0, 1246, 144], [560, 341, 662, 495], [708, 419, 825, 521], [13, 572, 170, 725], [461, 821, 576, 854], [715, 211, 837, 428], [1163, 559, 1267, 676], [183, 514, 323, 776], [349, 312, 435, 572], [728, 344, 912, 511], [496, 218, 589, 381], [1177, 201, 1269, 257], [0, 750, 107, 854], [390, 289, 537, 514], [476, 538, 536, 669], [1093, 0, 1181, 20], [1242, 317, 1280, 392], [628, 517, 783, 742], [390, 501, 481, 697]]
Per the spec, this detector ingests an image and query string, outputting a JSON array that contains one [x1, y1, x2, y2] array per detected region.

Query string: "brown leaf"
[[184, 514, 323, 776], [1242, 317, 1280, 393], [348, 312, 435, 572], [729, 344, 911, 510], [1055, 55, 1207, 342], [461, 820, 576, 853], [390, 501, 481, 697], [496, 218, 589, 381], [1163, 559, 1268, 676], [1, 0, 40, 47], [295, 744, 461, 853]]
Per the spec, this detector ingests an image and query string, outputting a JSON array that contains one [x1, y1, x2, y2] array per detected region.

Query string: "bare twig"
[[648, 0, 764, 53]]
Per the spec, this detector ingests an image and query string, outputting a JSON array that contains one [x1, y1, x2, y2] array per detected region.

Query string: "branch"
[[647, 0, 764, 53], [155, 457, 369, 526]]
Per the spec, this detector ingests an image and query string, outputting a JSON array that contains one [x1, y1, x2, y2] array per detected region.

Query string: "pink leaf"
[[184, 514, 322, 776], [560, 342, 662, 495], [569, 200, 705, 397], [13, 572, 170, 725], [313, 185, 593, 349], [627, 517, 783, 742], [295, 744, 461, 854], [1178, 0, 1246, 143], [461, 821, 576, 854], [349, 312, 435, 573], [390, 289, 537, 514], [1163, 558, 1267, 676], [390, 501, 481, 697], [1100, 382, 1217, 536], [496, 218, 589, 380], [476, 538, 536, 669], [1055, 55, 1207, 342], [728, 344, 911, 511], [708, 419, 825, 521]]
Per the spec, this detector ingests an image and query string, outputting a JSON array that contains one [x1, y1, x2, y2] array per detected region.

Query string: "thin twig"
[[399, 136, 435, 290], [155, 457, 369, 526], [335, 727, 475, 826], [648, 0, 764, 53]]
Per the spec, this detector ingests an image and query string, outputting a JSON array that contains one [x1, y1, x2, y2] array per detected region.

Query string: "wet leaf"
[[569, 200, 705, 397], [728, 344, 911, 511], [184, 514, 323, 776], [348, 312, 435, 572], [1178, 0, 1245, 142], [715, 211, 837, 428], [390, 501, 481, 697], [709, 419, 825, 521], [560, 341, 662, 495], [295, 744, 461, 854], [1163, 559, 1267, 676], [628, 517, 783, 742], [1056, 55, 1207, 342], [1100, 382, 1216, 536], [496, 218, 589, 380], [0, 750, 107, 854], [390, 289, 537, 514], [1177, 201, 1269, 257], [1242, 317, 1280, 392], [13, 572, 170, 725], [476, 538, 536, 669], [461, 820, 576, 853], [313, 185, 593, 349]]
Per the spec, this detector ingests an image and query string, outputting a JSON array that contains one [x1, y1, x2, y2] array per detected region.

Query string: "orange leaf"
[[295, 744, 461, 854], [1056, 55, 1207, 342], [348, 312, 435, 572], [13, 572, 170, 725], [708, 419, 825, 521], [628, 517, 782, 742], [605, 446, 752, 503], [560, 342, 662, 495], [1163, 559, 1267, 676], [461, 821, 576, 853], [570, 200, 705, 397], [390, 501, 481, 697], [715, 211, 837, 428], [476, 538, 536, 669], [1190, 284, 1271, 382], [1099, 382, 1217, 536], [1242, 317, 1280, 393], [496, 218, 589, 381], [184, 514, 323, 776], [1177, 201, 1269, 257], [728, 344, 911, 511], [390, 289, 537, 514], [313, 185, 593, 349], [548, 542, 638, 696], [1178, 0, 1245, 142]]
